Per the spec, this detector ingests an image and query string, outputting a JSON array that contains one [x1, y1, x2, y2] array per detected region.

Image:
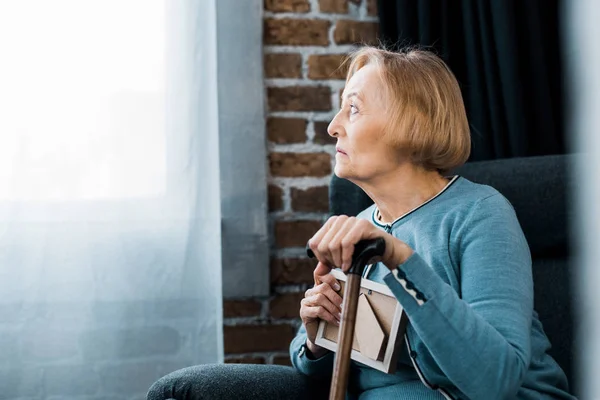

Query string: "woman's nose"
[[327, 113, 342, 138]]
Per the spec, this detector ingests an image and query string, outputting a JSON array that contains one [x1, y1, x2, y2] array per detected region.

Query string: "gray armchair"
[[148, 154, 576, 399]]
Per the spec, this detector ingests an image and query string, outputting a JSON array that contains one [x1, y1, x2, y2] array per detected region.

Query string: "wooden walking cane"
[[307, 238, 386, 400]]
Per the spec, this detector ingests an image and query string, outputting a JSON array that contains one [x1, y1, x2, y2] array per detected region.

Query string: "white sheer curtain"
[[568, 1, 600, 397], [0, 1, 222, 398]]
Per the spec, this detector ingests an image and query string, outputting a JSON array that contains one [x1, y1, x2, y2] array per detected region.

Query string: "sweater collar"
[[371, 175, 461, 228]]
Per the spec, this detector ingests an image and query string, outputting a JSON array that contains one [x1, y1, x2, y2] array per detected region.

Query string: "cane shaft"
[[305, 238, 386, 400], [329, 274, 362, 400]]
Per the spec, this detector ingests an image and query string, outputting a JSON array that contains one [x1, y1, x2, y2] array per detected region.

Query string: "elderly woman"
[[292, 47, 574, 399]]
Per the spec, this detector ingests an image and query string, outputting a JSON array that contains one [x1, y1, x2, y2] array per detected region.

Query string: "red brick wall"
[[223, 0, 379, 366]]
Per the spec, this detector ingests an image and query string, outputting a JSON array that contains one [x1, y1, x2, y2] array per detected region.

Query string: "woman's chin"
[[334, 164, 366, 183], [334, 164, 351, 179]]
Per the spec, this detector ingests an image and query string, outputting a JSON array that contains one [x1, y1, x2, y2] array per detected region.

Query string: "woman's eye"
[[350, 104, 358, 114]]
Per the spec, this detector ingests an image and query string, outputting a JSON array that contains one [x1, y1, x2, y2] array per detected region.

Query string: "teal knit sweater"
[[290, 176, 574, 399]]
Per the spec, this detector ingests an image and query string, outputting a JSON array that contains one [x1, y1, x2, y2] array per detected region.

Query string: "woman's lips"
[[336, 147, 347, 155]]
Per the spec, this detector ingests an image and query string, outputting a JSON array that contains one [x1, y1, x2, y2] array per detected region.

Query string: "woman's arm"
[[290, 261, 342, 377], [383, 193, 533, 399], [289, 324, 334, 378]]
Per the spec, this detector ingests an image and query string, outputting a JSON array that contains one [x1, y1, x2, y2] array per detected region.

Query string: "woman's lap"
[[146, 363, 329, 400]]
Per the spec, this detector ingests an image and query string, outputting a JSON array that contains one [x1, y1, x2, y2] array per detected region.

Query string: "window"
[[0, 0, 167, 201]]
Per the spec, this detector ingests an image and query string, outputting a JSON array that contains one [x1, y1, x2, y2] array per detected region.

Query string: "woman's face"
[[328, 64, 400, 182]]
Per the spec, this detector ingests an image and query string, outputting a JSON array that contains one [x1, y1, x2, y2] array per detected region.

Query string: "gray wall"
[[217, 0, 270, 298]]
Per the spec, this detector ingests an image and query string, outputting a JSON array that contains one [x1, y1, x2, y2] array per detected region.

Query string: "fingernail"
[[337, 312, 342, 320], [341, 263, 348, 270], [333, 282, 341, 291], [335, 319, 340, 326]]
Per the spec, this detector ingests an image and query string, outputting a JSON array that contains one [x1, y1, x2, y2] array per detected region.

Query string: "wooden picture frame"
[[314, 268, 407, 374]]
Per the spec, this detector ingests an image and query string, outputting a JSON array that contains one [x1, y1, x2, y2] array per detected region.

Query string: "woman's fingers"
[[321, 282, 343, 310], [340, 219, 375, 271], [305, 283, 342, 311], [331, 217, 360, 269], [301, 279, 344, 328], [319, 272, 341, 292], [313, 261, 333, 285], [300, 300, 340, 326], [306, 292, 341, 322], [310, 215, 353, 268], [325, 216, 352, 268], [308, 215, 380, 270], [307, 217, 336, 262], [317, 216, 348, 267]]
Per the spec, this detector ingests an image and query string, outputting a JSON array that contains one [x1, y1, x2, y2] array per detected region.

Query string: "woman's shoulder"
[[445, 177, 523, 234], [449, 176, 514, 211]]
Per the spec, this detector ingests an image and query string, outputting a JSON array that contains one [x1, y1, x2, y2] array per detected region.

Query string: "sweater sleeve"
[[289, 324, 334, 378], [383, 194, 533, 399]]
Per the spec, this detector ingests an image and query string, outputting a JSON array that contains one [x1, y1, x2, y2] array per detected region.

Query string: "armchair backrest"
[[329, 154, 575, 386]]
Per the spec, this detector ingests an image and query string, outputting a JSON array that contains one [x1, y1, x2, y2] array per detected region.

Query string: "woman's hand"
[[301, 215, 412, 357], [300, 261, 343, 358], [307, 215, 413, 272]]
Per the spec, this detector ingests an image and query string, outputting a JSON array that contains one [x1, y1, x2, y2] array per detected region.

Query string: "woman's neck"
[[356, 164, 450, 224]]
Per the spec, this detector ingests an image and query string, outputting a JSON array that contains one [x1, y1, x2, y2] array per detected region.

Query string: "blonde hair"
[[344, 46, 471, 173]]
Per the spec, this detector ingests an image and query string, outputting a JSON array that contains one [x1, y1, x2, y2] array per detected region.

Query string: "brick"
[[80, 327, 179, 361], [268, 86, 332, 112], [274, 220, 322, 248], [224, 324, 295, 353], [319, 0, 348, 13], [333, 20, 379, 45], [271, 257, 316, 285], [44, 365, 100, 396], [308, 54, 349, 80], [270, 292, 305, 318], [20, 329, 79, 362], [264, 18, 330, 46], [272, 355, 293, 366], [264, 53, 302, 78], [267, 117, 307, 143], [367, 0, 378, 16], [268, 184, 284, 211], [225, 356, 266, 364], [224, 300, 262, 318], [313, 120, 336, 145], [269, 152, 331, 177], [265, 0, 310, 13], [291, 186, 329, 212]]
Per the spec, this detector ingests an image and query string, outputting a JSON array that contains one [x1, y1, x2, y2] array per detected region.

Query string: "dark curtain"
[[377, 0, 565, 162]]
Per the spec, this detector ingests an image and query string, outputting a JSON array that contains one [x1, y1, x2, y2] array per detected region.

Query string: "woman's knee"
[[146, 371, 176, 400], [146, 365, 205, 400], [147, 363, 325, 400]]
